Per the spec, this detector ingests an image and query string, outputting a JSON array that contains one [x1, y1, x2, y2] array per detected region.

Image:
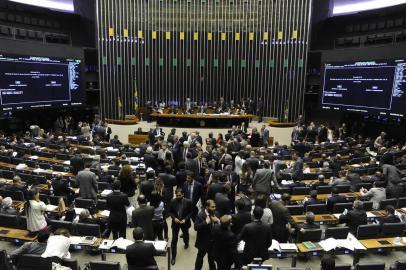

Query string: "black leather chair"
[[354, 182, 372, 192], [98, 182, 112, 191], [286, 205, 304, 215], [391, 260, 406, 270], [17, 254, 42, 270], [75, 223, 101, 237], [381, 223, 405, 237], [335, 185, 351, 193], [88, 260, 121, 270], [325, 226, 349, 239], [297, 229, 322, 243], [356, 224, 381, 239], [397, 197, 406, 208], [0, 169, 14, 179], [49, 220, 73, 233], [0, 250, 14, 270], [278, 268, 306, 270], [363, 201, 373, 211], [380, 198, 398, 210], [96, 199, 108, 210], [335, 264, 352, 270], [292, 187, 310, 195], [74, 198, 95, 209], [0, 214, 19, 227], [61, 258, 80, 270], [332, 202, 353, 214], [316, 185, 332, 194], [306, 204, 327, 214], [355, 262, 385, 270]]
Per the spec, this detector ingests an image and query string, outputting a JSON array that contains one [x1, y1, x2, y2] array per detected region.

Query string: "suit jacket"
[[132, 205, 155, 241], [269, 200, 293, 243], [106, 191, 130, 224], [158, 173, 177, 203], [126, 241, 157, 269], [152, 128, 164, 139], [215, 192, 232, 216], [250, 132, 261, 147], [231, 211, 252, 235], [380, 214, 401, 225], [185, 158, 200, 179], [140, 180, 155, 202], [326, 194, 348, 212], [194, 210, 216, 250], [76, 169, 98, 200], [70, 155, 84, 175], [182, 181, 203, 207], [206, 182, 225, 201], [168, 197, 193, 228], [239, 220, 272, 263], [339, 209, 367, 234], [245, 157, 259, 173], [212, 225, 239, 267], [262, 129, 270, 146], [252, 168, 276, 194], [175, 170, 188, 189], [292, 158, 304, 180], [144, 153, 158, 170]]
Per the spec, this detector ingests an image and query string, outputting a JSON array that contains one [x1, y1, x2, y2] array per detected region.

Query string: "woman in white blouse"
[[25, 189, 47, 233]]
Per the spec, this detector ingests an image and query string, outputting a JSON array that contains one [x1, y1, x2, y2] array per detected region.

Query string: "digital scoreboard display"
[[321, 60, 406, 117], [0, 53, 84, 111]]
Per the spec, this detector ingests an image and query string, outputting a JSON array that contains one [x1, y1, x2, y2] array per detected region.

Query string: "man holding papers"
[[126, 227, 158, 270]]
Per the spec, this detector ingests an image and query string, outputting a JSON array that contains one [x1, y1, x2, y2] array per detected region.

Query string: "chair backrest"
[[74, 198, 95, 208], [397, 197, 406, 208], [107, 170, 119, 177], [335, 264, 352, 270], [393, 260, 406, 270], [292, 187, 310, 195], [306, 204, 327, 214], [0, 250, 14, 270], [332, 202, 353, 214], [355, 262, 385, 270], [49, 220, 73, 233], [354, 182, 372, 192], [381, 223, 405, 237], [335, 185, 351, 193], [49, 195, 67, 206], [61, 258, 79, 270], [316, 186, 332, 194], [96, 199, 108, 210], [363, 201, 373, 211], [75, 223, 101, 237], [297, 228, 322, 242], [277, 268, 306, 270], [98, 182, 111, 191], [286, 205, 304, 215], [0, 214, 19, 227], [379, 198, 398, 210], [17, 254, 42, 270], [89, 260, 121, 270], [325, 226, 349, 239], [356, 224, 381, 239], [0, 169, 14, 179]]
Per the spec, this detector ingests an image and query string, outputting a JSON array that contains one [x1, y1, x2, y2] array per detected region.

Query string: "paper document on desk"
[[45, 205, 58, 211], [144, 240, 167, 252], [279, 243, 298, 252], [69, 236, 81, 245], [32, 168, 44, 173], [238, 241, 245, 252], [269, 240, 281, 252], [113, 237, 134, 250], [101, 190, 113, 196], [367, 212, 376, 218], [347, 233, 366, 250], [99, 240, 115, 250], [319, 238, 337, 251], [333, 214, 341, 219], [100, 210, 110, 217], [63, 161, 71, 165], [29, 156, 39, 160], [337, 239, 354, 251], [281, 180, 294, 186]]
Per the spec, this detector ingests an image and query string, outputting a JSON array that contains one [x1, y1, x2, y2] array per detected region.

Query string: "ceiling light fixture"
[[333, 0, 406, 15]]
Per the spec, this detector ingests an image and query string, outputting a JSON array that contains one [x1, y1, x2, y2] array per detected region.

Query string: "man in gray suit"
[[252, 161, 278, 196], [261, 125, 270, 147], [76, 164, 98, 200], [132, 195, 155, 241]]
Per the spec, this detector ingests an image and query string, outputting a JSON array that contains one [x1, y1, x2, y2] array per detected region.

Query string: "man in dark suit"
[[182, 172, 203, 221], [126, 227, 158, 270], [175, 162, 188, 189], [132, 195, 155, 241], [326, 187, 348, 212], [158, 165, 177, 203], [213, 215, 240, 270], [269, 199, 295, 242], [144, 147, 158, 170], [231, 199, 252, 235], [169, 189, 193, 265], [380, 205, 401, 225], [291, 153, 304, 181], [215, 184, 232, 216], [70, 153, 84, 175], [339, 200, 367, 234], [106, 180, 130, 239], [252, 160, 277, 196], [109, 135, 122, 146], [194, 200, 219, 270], [185, 152, 200, 180], [152, 124, 164, 142], [238, 206, 272, 265]]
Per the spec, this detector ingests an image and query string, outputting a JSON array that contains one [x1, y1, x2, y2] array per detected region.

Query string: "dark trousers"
[[216, 260, 232, 270], [152, 219, 164, 240], [195, 247, 216, 270], [171, 224, 189, 259], [108, 222, 126, 240]]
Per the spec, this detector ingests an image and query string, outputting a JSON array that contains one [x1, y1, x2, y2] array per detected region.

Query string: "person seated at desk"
[[41, 228, 71, 259], [109, 135, 122, 146], [311, 174, 329, 190], [303, 190, 321, 209], [294, 211, 320, 239], [339, 200, 367, 234], [0, 196, 18, 215], [380, 205, 401, 225], [249, 127, 261, 147], [107, 158, 121, 171], [52, 174, 75, 204], [26, 188, 48, 233], [329, 171, 351, 186], [360, 181, 386, 210], [326, 187, 348, 212], [321, 254, 335, 270], [5, 175, 26, 194], [126, 227, 158, 270], [10, 231, 50, 264]]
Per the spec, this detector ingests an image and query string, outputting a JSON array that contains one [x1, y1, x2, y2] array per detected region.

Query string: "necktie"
[[198, 159, 201, 173], [188, 184, 193, 199], [184, 149, 187, 160]]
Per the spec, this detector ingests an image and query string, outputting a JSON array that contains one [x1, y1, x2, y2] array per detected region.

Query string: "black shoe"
[[171, 258, 176, 265], [184, 243, 189, 249]]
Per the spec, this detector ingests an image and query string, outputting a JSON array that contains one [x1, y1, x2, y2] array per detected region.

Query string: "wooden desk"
[[25, 155, 67, 165], [0, 226, 37, 242], [151, 113, 256, 127], [0, 161, 73, 177], [128, 134, 148, 145], [296, 242, 324, 253], [290, 192, 360, 202], [359, 237, 406, 250], [292, 214, 338, 224]]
